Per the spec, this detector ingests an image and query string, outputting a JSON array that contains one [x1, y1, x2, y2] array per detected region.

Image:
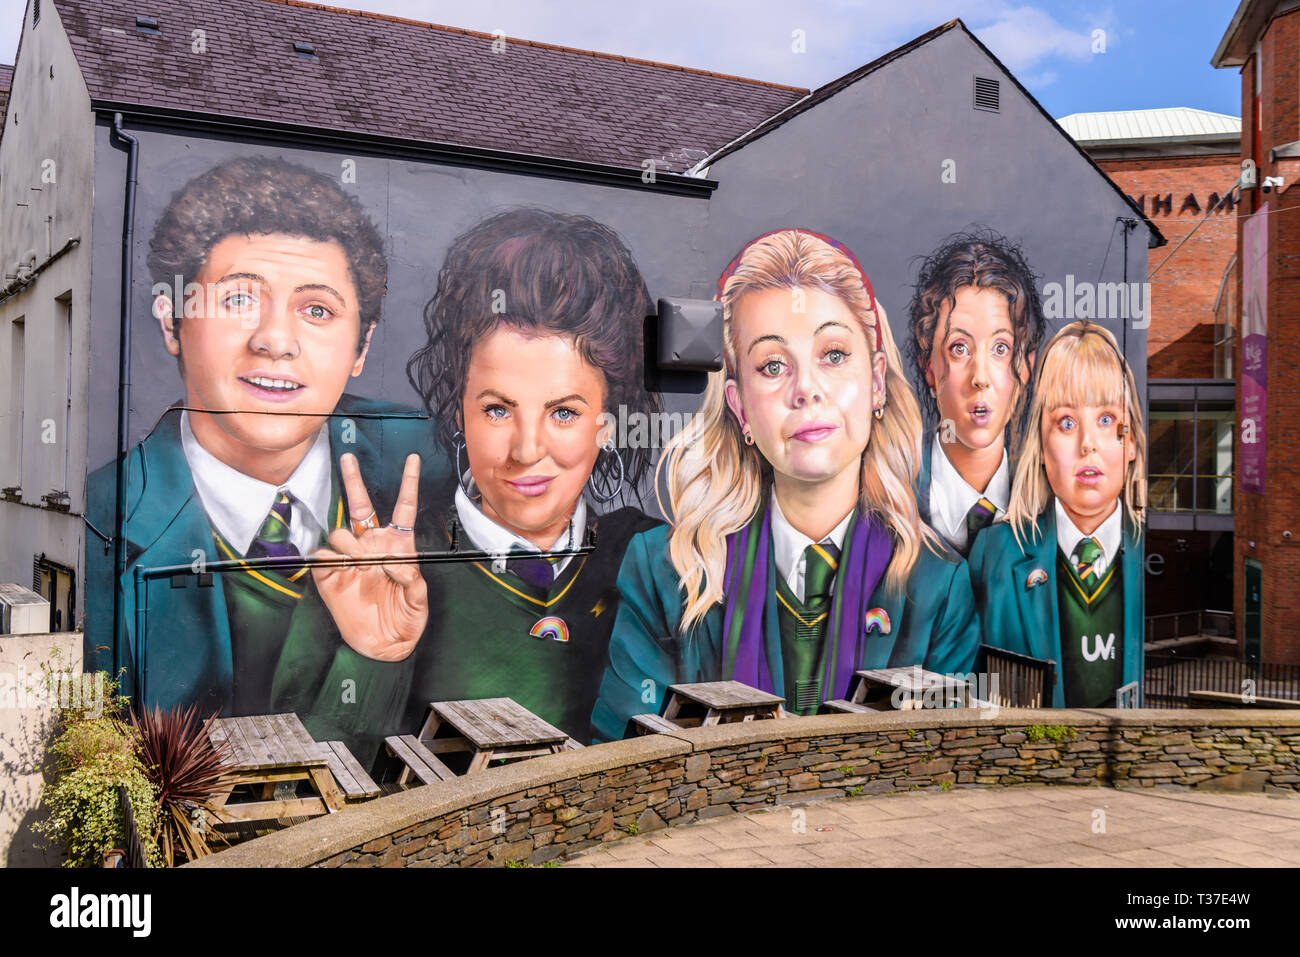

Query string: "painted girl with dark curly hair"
[[905, 229, 1046, 558], [322, 207, 664, 745]]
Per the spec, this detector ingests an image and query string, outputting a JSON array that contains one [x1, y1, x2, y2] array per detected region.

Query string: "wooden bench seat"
[[384, 734, 457, 787], [822, 699, 875, 714], [317, 740, 381, 801], [631, 713, 684, 735]]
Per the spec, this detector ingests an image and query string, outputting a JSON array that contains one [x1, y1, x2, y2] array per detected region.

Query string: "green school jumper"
[[1056, 554, 1124, 708], [400, 505, 662, 744], [214, 491, 346, 717], [773, 578, 833, 715]]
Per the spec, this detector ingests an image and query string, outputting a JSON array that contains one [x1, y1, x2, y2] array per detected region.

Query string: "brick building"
[[1214, 0, 1300, 665], [1061, 109, 1241, 627]]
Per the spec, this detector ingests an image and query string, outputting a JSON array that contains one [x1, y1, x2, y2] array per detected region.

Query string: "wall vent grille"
[[974, 76, 1001, 113]]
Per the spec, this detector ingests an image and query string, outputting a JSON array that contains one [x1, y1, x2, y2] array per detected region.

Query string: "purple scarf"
[[722, 505, 893, 701]]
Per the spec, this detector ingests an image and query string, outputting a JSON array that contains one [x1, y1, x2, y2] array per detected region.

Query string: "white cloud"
[[971, 5, 1097, 71]]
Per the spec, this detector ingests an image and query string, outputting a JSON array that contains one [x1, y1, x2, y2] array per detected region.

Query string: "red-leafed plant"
[[131, 704, 234, 866]]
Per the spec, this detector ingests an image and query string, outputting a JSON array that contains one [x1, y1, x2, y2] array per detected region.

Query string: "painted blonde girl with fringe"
[[967, 321, 1146, 709], [590, 229, 980, 741]]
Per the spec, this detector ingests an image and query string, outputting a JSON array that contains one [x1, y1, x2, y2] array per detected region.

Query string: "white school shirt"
[[454, 483, 586, 580], [1055, 498, 1122, 581], [928, 432, 1010, 554], [180, 411, 332, 557], [769, 494, 854, 603]]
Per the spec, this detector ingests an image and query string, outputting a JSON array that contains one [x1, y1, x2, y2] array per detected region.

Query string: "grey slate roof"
[[51, 0, 806, 173]]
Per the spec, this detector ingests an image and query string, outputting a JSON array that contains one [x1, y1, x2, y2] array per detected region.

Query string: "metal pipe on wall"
[[110, 114, 139, 700]]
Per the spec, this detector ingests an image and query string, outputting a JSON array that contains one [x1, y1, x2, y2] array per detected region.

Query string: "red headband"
[[715, 228, 882, 374]]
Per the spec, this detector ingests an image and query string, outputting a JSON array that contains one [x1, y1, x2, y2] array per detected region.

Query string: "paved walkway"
[[565, 786, 1300, 867]]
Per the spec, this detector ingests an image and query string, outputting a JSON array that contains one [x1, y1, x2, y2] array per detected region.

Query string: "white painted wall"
[[0, 630, 83, 866], [0, 0, 95, 612]]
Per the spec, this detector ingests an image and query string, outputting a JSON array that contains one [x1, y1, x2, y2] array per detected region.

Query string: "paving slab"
[[566, 785, 1300, 868]]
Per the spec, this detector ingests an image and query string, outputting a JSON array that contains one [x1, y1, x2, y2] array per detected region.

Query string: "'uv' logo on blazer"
[[529, 616, 569, 642], [864, 608, 891, 635], [1081, 633, 1116, 662]]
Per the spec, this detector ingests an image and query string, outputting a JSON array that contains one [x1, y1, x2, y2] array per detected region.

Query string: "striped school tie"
[[1071, 536, 1103, 588], [964, 497, 998, 539], [802, 542, 840, 610], [245, 491, 304, 576]]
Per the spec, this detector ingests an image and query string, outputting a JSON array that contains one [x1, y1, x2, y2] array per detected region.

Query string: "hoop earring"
[[743, 428, 754, 446], [453, 431, 477, 497], [586, 443, 626, 504]]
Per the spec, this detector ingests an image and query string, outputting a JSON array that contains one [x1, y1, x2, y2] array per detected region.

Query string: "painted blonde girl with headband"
[[967, 321, 1146, 708], [590, 229, 980, 741]]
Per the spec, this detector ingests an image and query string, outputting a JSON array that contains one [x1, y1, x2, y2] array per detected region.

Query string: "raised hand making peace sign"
[[311, 452, 428, 662]]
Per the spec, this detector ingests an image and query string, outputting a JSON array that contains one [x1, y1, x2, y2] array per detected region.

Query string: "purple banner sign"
[[1241, 209, 1268, 495]]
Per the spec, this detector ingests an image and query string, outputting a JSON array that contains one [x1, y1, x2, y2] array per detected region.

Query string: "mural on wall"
[[84, 158, 442, 765], [84, 154, 1147, 770], [968, 321, 1147, 708]]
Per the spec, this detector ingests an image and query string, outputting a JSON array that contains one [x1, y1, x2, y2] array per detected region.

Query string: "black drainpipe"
[[110, 114, 139, 691]]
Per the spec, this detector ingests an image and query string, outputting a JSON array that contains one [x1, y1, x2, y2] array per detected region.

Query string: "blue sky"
[[0, 0, 1243, 119]]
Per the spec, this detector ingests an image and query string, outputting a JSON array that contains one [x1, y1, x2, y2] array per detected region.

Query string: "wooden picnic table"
[[825, 666, 971, 713], [205, 713, 361, 825], [412, 698, 576, 774], [662, 681, 788, 727]]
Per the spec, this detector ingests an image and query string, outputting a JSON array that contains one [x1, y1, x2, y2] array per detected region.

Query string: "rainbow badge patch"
[[864, 608, 891, 635], [529, 616, 569, 642], [1026, 568, 1049, 589]]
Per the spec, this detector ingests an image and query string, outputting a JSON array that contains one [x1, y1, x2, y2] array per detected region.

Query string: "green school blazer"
[[83, 395, 444, 719], [589, 520, 982, 743], [966, 507, 1145, 708]]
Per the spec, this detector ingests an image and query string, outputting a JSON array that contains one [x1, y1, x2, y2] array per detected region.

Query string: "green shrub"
[[34, 673, 163, 868]]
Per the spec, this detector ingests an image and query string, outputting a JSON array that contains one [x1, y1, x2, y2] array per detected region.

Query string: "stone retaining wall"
[[190, 709, 1300, 868]]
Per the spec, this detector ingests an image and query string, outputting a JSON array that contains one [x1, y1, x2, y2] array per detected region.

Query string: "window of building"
[[7, 318, 24, 490], [1148, 383, 1234, 515], [56, 291, 71, 496]]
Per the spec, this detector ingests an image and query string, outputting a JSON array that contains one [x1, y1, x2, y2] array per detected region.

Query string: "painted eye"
[[1059, 415, 1076, 431], [305, 304, 331, 321], [485, 405, 509, 421], [552, 407, 579, 423], [949, 342, 969, 358], [760, 359, 785, 377], [224, 291, 253, 309], [1099, 413, 1116, 428], [824, 348, 849, 365], [993, 341, 1011, 358]]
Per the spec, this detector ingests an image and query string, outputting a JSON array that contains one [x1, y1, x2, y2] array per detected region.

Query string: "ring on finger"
[[388, 522, 415, 534], [352, 510, 380, 534]]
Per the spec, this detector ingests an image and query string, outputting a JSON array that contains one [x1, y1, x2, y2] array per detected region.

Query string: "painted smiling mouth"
[[1077, 467, 1104, 479], [971, 402, 991, 420], [239, 375, 304, 393]]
